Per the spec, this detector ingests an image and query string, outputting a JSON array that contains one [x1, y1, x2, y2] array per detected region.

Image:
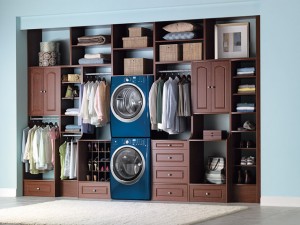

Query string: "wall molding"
[[0, 188, 16, 197], [261, 196, 300, 207], [20, 1, 259, 30]]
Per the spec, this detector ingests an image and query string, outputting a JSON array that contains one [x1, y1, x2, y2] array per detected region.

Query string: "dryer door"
[[111, 83, 145, 123], [111, 145, 145, 185]]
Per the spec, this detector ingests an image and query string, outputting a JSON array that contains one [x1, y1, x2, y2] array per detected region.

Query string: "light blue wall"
[[0, 0, 298, 199]]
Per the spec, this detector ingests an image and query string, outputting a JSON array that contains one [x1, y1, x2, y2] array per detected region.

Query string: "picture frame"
[[215, 22, 249, 59]]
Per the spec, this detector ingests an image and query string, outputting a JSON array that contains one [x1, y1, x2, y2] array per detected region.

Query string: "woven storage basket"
[[159, 44, 182, 62], [122, 37, 150, 48], [183, 42, 202, 61], [128, 27, 151, 37], [39, 52, 59, 66], [124, 58, 152, 75]]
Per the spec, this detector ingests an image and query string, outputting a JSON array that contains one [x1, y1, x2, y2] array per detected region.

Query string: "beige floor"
[[0, 197, 299, 225]]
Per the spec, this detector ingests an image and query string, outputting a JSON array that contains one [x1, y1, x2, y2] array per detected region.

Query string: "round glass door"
[[111, 83, 145, 122], [110, 146, 145, 185]]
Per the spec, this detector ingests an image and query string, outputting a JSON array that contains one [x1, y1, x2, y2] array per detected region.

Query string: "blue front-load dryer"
[[110, 137, 151, 200], [110, 75, 154, 138]]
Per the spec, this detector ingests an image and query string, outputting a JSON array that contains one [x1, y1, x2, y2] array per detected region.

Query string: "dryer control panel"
[[123, 76, 146, 84]]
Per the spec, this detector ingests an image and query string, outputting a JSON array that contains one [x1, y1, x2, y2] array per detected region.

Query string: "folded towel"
[[237, 67, 255, 73], [237, 103, 255, 107], [236, 107, 255, 110], [65, 111, 79, 116], [78, 58, 110, 65], [65, 124, 81, 129], [84, 53, 111, 60], [77, 35, 110, 45], [238, 84, 255, 88], [237, 109, 255, 112], [66, 108, 80, 112]]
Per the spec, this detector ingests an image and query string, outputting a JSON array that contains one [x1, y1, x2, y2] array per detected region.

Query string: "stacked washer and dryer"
[[110, 75, 153, 200]]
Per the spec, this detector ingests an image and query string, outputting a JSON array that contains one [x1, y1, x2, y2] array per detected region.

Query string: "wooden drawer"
[[60, 180, 78, 197], [152, 149, 189, 167], [203, 130, 226, 140], [153, 167, 188, 183], [189, 184, 226, 202], [24, 180, 55, 197], [152, 184, 188, 201], [151, 140, 188, 150], [79, 182, 110, 199]]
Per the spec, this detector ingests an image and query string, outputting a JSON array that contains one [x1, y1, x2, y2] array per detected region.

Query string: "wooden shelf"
[[235, 165, 256, 168], [61, 97, 80, 100], [233, 75, 256, 79], [231, 130, 256, 133], [78, 64, 112, 67], [61, 131, 81, 134], [235, 148, 256, 150], [233, 184, 257, 186], [113, 47, 153, 51], [155, 60, 192, 65], [231, 112, 256, 115], [61, 114, 79, 117], [61, 82, 81, 84], [189, 139, 227, 142], [72, 44, 111, 48], [230, 57, 256, 62]]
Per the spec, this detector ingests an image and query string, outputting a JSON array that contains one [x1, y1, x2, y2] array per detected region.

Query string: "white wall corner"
[[261, 196, 300, 207], [0, 188, 17, 197]]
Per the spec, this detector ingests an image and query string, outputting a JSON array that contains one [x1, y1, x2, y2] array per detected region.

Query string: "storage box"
[[122, 36, 151, 48], [128, 27, 151, 37], [39, 51, 60, 66], [183, 42, 202, 61], [159, 44, 182, 62], [203, 130, 227, 140], [124, 58, 152, 75], [62, 74, 81, 82]]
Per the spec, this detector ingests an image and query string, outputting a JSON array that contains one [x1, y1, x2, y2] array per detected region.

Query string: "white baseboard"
[[261, 196, 300, 207], [0, 188, 16, 197]]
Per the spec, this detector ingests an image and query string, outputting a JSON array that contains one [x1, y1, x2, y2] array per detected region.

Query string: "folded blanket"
[[77, 35, 111, 45], [65, 111, 79, 116], [84, 53, 111, 60], [237, 103, 255, 107], [66, 108, 80, 112], [237, 67, 255, 73], [78, 58, 110, 65], [238, 84, 255, 88], [65, 124, 81, 130]]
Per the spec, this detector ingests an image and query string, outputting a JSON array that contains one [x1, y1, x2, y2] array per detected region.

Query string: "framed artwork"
[[215, 22, 249, 59]]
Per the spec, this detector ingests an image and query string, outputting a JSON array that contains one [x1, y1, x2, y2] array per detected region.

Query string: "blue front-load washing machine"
[[110, 75, 154, 138], [110, 137, 151, 200]]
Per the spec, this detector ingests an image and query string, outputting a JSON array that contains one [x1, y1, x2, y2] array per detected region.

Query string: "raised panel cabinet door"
[[28, 68, 44, 116], [43, 68, 60, 115], [191, 62, 212, 113], [211, 61, 230, 113]]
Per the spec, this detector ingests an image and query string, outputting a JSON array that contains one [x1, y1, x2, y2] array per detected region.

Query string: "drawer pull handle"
[[168, 173, 172, 177], [205, 192, 210, 196], [168, 156, 172, 160], [36, 187, 40, 190], [167, 191, 172, 195], [93, 189, 97, 193]]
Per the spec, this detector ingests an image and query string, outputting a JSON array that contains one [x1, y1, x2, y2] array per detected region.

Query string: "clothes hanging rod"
[[62, 134, 82, 137], [29, 117, 59, 121], [158, 70, 191, 73], [85, 72, 111, 76]]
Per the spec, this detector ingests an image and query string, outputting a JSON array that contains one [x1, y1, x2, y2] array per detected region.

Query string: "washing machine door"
[[111, 83, 145, 123], [111, 145, 145, 185]]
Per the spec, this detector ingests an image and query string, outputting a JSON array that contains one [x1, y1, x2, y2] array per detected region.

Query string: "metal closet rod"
[[85, 72, 111, 76], [62, 134, 82, 137], [158, 69, 191, 73]]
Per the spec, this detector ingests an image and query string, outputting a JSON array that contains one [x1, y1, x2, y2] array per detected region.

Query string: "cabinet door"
[[191, 62, 212, 113], [28, 68, 44, 116], [211, 61, 230, 113], [43, 68, 60, 115]]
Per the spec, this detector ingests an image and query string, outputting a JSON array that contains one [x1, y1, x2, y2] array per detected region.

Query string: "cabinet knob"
[[205, 192, 210, 196], [36, 187, 40, 190], [168, 156, 172, 160], [93, 189, 97, 193], [44, 90, 47, 93], [168, 173, 172, 176], [207, 86, 211, 89], [167, 191, 172, 195], [40, 90, 43, 93]]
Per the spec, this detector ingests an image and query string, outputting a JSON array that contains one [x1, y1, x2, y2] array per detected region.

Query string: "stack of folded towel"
[[65, 124, 81, 132], [236, 103, 255, 112], [236, 67, 255, 76], [65, 108, 80, 116], [237, 84, 256, 93], [77, 35, 111, 46], [78, 53, 111, 65]]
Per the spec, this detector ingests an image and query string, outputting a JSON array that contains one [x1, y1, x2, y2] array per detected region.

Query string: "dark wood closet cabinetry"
[[28, 67, 60, 116], [25, 15, 260, 203], [191, 61, 230, 114]]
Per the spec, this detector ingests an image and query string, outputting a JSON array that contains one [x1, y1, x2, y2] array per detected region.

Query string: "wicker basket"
[[128, 27, 151, 37], [183, 42, 202, 61], [122, 36, 150, 48], [159, 44, 182, 62], [124, 58, 152, 75], [62, 74, 81, 82]]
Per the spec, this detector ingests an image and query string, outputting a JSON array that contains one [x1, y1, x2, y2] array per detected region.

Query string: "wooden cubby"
[[25, 15, 260, 203]]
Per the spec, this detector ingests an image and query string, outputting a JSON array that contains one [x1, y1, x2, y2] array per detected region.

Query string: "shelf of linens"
[[233, 75, 256, 79], [78, 64, 112, 67], [155, 38, 203, 44]]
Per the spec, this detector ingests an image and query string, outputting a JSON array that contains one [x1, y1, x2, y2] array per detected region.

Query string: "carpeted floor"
[[0, 199, 247, 225]]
